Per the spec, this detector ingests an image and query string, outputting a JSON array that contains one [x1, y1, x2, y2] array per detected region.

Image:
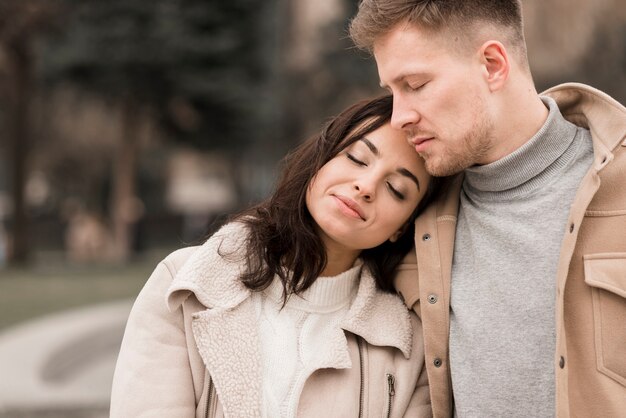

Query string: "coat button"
[[422, 233, 431, 241], [427, 294, 438, 304], [569, 223, 575, 233], [433, 357, 442, 367], [559, 356, 565, 369]]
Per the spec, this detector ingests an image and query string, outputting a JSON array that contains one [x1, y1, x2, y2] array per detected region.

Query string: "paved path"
[[0, 300, 133, 417]]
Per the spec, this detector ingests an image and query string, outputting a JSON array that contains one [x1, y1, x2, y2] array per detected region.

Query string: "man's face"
[[374, 24, 496, 176]]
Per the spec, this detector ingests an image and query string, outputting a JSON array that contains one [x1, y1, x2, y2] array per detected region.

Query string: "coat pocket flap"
[[583, 253, 626, 298]]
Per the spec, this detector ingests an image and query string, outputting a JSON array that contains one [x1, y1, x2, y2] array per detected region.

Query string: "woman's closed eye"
[[346, 153, 366, 166], [347, 152, 408, 200], [387, 182, 405, 200]]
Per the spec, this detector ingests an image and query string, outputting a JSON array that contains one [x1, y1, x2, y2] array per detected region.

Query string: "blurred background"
[[0, 0, 624, 416]]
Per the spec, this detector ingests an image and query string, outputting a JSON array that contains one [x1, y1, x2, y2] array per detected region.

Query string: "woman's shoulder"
[[159, 246, 199, 278], [165, 221, 253, 311], [154, 221, 248, 281], [209, 220, 250, 240]]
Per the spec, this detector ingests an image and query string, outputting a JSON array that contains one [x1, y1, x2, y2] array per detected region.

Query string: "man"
[[350, 1, 626, 417]]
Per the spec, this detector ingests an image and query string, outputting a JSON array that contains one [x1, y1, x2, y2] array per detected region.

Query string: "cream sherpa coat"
[[110, 222, 431, 418]]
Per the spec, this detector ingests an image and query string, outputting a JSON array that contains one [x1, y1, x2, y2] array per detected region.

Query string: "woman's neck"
[[321, 246, 360, 277]]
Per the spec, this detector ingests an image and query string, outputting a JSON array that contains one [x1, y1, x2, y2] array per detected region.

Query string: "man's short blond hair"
[[350, 0, 528, 68]]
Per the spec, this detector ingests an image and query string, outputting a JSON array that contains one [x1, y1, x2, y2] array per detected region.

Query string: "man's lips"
[[410, 136, 434, 153], [332, 195, 366, 220]]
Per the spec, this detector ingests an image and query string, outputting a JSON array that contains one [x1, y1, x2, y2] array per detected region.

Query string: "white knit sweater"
[[253, 264, 361, 418]]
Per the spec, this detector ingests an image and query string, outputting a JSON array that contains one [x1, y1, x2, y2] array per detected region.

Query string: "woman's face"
[[306, 122, 430, 255]]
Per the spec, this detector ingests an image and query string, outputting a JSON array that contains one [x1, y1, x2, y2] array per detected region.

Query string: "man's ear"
[[389, 223, 409, 243], [479, 40, 510, 92]]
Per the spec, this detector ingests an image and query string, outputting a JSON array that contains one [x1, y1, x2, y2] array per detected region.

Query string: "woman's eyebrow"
[[360, 137, 420, 191], [359, 137, 379, 156], [398, 168, 420, 191]]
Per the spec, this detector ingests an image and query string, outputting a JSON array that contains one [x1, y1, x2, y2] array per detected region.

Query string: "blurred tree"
[[39, 0, 271, 261], [0, 0, 64, 265], [275, 0, 379, 148]]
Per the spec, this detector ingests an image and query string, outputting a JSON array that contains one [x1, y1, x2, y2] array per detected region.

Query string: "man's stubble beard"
[[420, 116, 494, 177]]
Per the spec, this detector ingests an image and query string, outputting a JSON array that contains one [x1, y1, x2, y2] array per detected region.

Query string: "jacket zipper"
[[204, 376, 213, 418], [357, 336, 364, 418], [386, 373, 395, 418]]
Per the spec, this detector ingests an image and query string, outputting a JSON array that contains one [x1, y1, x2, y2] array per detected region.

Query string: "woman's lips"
[[332, 195, 365, 221]]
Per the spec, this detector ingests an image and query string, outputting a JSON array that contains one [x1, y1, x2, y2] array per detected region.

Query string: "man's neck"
[[483, 84, 550, 164]]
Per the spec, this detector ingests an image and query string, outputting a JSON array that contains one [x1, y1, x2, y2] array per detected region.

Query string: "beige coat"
[[110, 222, 432, 417], [394, 83, 626, 418]]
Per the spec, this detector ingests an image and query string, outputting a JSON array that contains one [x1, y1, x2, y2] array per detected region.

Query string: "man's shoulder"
[[542, 82, 625, 113], [543, 83, 626, 153]]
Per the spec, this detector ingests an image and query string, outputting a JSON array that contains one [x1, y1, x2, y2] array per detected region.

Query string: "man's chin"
[[424, 156, 464, 177]]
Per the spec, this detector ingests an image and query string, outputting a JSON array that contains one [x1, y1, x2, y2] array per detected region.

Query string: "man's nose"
[[391, 95, 420, 130]]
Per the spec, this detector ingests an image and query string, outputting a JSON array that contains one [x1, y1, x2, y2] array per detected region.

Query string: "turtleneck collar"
[[463, 97, 581, 199], [265, 262, 362, 313]]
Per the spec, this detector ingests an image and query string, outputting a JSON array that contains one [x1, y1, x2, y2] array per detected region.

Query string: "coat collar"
[[340, 268, 413, 358], [166, 222, 252, 312], [164, 222, 414, 417], [166, 222, 414, 357], [543, 82, 626, 170], [426, 82, 626, 228]]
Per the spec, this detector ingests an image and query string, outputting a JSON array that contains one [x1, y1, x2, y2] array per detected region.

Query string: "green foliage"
[[38, 0, 272, 149]]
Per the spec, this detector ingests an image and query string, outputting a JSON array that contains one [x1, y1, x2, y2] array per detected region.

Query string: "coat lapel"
[[165, 222, 263, 417], [165, 221, 418, 416], [191, 299, 262, 418], [298, 317, 353, 371], [340, 269, 414, 359]]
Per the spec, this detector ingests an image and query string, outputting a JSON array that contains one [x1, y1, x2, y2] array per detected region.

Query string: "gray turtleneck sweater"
[[449, 97, 593, 417]]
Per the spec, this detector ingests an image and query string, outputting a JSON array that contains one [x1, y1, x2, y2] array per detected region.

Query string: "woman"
[[110, 95, 437, 418]]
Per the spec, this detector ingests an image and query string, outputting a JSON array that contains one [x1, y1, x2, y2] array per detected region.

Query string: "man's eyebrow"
[[360, 137, 420, 191], [380, 72, 426, 89]]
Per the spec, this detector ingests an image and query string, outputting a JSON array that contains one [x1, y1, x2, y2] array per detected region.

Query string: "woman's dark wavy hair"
[[228, 95, 440, 301]]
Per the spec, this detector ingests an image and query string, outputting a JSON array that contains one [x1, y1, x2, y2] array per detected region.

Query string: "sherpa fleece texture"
[[164, 222, 414, 418]]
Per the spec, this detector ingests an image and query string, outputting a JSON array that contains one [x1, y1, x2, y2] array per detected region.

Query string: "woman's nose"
[[354, 180, 374, 201]]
